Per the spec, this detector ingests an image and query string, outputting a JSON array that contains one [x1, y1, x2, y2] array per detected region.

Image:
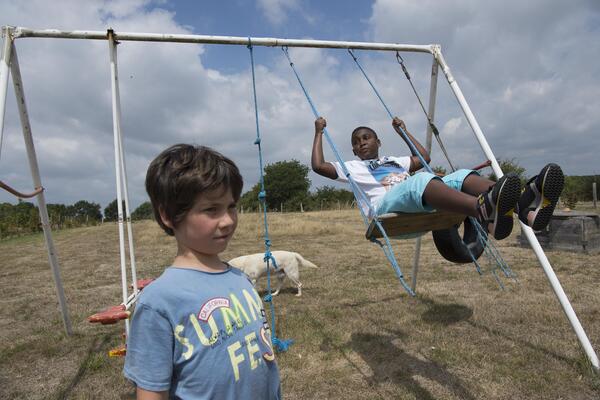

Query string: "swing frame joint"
[[106, 28, 120, 44]]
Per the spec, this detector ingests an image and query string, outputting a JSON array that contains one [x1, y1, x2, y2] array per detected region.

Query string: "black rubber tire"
[[432, 217, 486, 264]]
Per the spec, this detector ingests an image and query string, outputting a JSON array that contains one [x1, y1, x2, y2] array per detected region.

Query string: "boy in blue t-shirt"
[[311, 116, 564, 240], [124, 144, 281, 399]]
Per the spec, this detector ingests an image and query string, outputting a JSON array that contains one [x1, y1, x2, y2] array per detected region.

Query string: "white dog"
[[228, 251, 318, 297]]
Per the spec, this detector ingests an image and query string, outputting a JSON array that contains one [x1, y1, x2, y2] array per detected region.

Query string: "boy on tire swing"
[[310, 116, 565, 240]]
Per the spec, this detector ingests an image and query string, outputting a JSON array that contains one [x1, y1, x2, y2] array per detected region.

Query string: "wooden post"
[[300, 202, 304, 213], [593, 182, 597, 209]]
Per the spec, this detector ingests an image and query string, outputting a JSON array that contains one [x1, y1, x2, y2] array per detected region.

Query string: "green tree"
[[132, 201, 154, 221], [239, 184, 261, 212], [104, 199, 126, 222], [263, 160, 311, 211], [562, 177, 579, 209], [487, 158, 527, 184], [72, 200, 102, 222], [311, 186, 354, 210], [0, 201, 39, 237], [47, 203, 67, 225]]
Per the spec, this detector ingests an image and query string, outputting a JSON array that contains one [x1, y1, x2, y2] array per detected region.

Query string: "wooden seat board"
[[366, 210, 466, 239]]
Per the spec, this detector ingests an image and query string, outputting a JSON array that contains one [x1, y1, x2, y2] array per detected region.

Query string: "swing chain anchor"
[[347, 48, 358, 61], [395, 51, 411, 80], [281, 46, 293, 67]]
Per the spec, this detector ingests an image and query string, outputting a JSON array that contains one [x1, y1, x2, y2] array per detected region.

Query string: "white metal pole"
[[435, 47, 599, 372], [118, 115, 139, 295], [108, 30, 130, 335], [12, 27, 435, 53], [10, 43, 72, 335], [425, 53, 439, 154], [0, 27, 14, 158], [112, 40, 139, 296], [522, 223, 599, 370], [411, 56, 440, 292]]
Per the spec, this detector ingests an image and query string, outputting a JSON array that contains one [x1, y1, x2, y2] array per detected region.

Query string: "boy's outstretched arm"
[[311, 117, 338, 179], [392, 117, 431, 172]]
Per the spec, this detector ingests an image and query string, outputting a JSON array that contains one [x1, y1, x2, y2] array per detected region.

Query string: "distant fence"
[[240, 200, 356, 214]]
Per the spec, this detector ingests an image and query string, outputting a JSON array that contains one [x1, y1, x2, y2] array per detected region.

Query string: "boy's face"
[[166, 186, 238, 258], [352, 128, 381, 160]]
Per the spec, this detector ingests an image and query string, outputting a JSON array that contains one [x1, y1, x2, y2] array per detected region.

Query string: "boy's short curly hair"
[[145, 144, 243, 236], [350, 126, 378, 143]]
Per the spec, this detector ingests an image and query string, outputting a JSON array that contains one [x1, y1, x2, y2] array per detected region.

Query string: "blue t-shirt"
[[123, 266, 281, 399]]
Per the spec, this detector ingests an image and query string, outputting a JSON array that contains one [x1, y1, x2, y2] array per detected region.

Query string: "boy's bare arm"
[[137, 388, 168, 400], [392, 117, 431, 172], [311, 117, 338, 179]]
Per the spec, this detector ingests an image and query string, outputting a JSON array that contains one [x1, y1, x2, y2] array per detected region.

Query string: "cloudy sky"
[[1, 0, 599, 209]]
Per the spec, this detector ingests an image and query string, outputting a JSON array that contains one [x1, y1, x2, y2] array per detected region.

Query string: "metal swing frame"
[[0, 26, 597, 372]]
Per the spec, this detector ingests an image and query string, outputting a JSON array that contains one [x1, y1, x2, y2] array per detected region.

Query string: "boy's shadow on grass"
[[349, 332, 476, 400], [52, 332, 137, 400], [420, 300, 473, 325]]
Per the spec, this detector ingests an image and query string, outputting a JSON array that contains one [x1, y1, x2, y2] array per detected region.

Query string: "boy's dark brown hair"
[[145, 144, 243, 236]]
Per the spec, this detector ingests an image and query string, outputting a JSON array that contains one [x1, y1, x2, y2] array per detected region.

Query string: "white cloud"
[[256, 0, 302, 26], [256, 0, 296, 24], [1, 0, 599, 210], [442, 117, 462, 136], [368, 0, 600, 175]]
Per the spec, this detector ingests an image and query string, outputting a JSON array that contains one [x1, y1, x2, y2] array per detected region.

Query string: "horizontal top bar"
[[6, 26, 436, 53]]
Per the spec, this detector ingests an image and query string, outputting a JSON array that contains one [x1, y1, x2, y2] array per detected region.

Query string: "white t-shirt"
[[332, 156, 412, 216]]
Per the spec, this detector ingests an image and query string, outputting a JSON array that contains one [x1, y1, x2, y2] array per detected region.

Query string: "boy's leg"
[[377, 171, 521, 240], [474, 173, 522, 240], [422, 179, 480, 216], [516, 163, 564, 230], [461, 174, 496, 196], [430, 170, 522, 240], [442, 169, 493, 195]]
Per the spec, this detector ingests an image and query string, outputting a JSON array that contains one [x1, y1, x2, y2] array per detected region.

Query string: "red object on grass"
[[88, 304, 130, 325], [109, 345, 127, 357], [132, 278, 154, 291]]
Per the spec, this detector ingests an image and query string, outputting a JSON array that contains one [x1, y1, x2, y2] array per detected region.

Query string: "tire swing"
[[432, 217, 486, 264]]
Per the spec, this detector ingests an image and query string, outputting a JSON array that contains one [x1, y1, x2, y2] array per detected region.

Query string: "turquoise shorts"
[[376, 169, 478, 215]]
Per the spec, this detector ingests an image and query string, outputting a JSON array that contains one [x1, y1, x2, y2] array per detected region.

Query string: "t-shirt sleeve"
[[390, 156, 412, 172], [331, 161, 349, 183], [123, 303, 174, 392]]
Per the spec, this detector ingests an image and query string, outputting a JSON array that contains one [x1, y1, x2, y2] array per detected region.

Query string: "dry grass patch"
[[1, 209, 599, 399]]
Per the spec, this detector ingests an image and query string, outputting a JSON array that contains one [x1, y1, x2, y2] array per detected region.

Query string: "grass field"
[[1, 209, 599, 399]]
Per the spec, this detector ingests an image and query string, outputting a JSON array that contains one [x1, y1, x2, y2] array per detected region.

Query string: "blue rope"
[[472, 219, 517, 280], [282, 47, 415, 296], [248, 41, 293, 352], [348, 49, 514, 281]]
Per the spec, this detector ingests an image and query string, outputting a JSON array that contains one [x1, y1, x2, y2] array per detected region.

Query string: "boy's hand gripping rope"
[[282, 46, 415, 296], [348, 48, 510, 281]]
